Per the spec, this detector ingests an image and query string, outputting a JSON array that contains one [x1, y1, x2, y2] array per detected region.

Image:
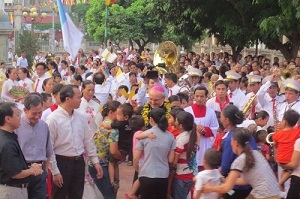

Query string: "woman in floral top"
[[88, 101, 122, 199]]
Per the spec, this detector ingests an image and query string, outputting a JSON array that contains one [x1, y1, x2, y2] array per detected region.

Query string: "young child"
[[167, 107, 184, 138], [101, 103, 134, 192], [193, 148, 223, 199], [125, 115, 156, 199], [213, 119, 226, 151], [273, 109, 300, 191], [254, 130, 271, 161]]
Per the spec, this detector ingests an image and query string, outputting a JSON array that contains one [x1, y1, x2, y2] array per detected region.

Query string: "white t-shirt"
[[291, 138, 300, 177], [194, 169, 222, 199]]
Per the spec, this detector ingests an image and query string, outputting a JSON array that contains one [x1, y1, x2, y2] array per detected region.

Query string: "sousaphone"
[[153, 41, 178, 73]]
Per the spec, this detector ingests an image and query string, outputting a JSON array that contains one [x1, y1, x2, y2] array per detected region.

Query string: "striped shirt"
[[174, 131, 194, 180], [231, 150, 280, 198]]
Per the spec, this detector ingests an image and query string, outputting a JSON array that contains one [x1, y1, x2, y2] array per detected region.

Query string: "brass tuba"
[[153, 41, 178, 73], [281, 69, 294, 81]]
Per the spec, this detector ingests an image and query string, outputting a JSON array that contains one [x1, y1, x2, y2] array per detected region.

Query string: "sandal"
[[127, 161, 133, 166], [111, 181, 119, 193], [125, 193, 138, 199]]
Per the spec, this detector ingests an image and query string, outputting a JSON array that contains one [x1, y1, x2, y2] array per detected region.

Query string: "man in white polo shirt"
[[16, 51, 28, 69]]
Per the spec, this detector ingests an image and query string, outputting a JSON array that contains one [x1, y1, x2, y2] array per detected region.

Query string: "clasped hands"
[[30, 163, 43, 176]]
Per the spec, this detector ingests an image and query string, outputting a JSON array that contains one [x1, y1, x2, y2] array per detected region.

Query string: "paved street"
[[118, 162, 135, 199]]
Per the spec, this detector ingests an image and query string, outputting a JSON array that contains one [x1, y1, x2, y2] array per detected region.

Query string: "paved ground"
[[118, 162, 135, 199]]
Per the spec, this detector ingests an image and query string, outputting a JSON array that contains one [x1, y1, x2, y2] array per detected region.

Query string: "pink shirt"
[[133, 130, 144, 166]]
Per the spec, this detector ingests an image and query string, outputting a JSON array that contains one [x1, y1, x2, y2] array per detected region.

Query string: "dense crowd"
[[0, 46, 300, 199]]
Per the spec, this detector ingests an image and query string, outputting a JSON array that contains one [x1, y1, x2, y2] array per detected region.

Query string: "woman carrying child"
[[133, 108, 175, 199], [89, 101, 123, 199]]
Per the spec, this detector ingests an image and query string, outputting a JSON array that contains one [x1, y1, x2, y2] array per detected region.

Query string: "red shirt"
[[273, 129, 300, 163], [167, 126, 180, 138]]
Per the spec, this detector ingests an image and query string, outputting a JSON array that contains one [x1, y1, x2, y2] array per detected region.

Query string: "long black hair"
[[232, 127, 255, 172], [176, 111, 198, 160], [222, 105, 244, 126], [102, 101, 121, 117], [150, 108, 168, 132]]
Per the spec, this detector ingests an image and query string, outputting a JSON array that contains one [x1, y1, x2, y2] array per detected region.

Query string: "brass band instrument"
[[242, 94, 257, 119], [266, 132, 274, 145], [178, 74, 194, 97], [153, 41, 178, 73]]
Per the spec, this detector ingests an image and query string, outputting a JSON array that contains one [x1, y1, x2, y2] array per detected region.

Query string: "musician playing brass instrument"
[[276, 79, 300, 128], [241, 75, 262, 119], [256, 74, 285, 130]]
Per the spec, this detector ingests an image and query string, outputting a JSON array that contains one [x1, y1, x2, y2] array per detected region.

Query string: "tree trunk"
[[129, 39, 133, 50], [133, 39, 150, 54], [230, 45, 244, 61]]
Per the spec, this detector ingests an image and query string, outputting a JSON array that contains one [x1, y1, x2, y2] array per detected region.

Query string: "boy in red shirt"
[[273, 109, 300, 191]]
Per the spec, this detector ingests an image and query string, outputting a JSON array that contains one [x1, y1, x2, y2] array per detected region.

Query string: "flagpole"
[[104, 4, 108, 48]]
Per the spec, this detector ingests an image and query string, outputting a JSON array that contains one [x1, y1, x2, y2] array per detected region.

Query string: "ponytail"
[[176, 111, 197, 160], [244, 144, 255, 171], [232, 127, 256, 172], [150, 108, 168, 132], [157, 115, 168, 132], [186, 123, 198, 160]]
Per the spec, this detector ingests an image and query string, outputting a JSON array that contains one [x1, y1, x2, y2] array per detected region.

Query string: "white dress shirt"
[[277, 100, 300, 122], [168, 84, 181, 97], [257, 81, 285, 128], [34, 74, 47, 93], [46, 106, 99, 175], [94, 78, 112, 106], [17, 56, 28, 68], [228, 88, 245, 110]]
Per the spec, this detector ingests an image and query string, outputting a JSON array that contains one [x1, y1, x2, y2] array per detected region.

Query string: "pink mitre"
[[151, 85, 164, 93]]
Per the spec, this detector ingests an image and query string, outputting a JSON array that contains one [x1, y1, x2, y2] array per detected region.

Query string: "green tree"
[[34, 22, 61, 31], [86, 0, 164, 52], [259, 0, 300, 60], [15, 31, 39, 68]]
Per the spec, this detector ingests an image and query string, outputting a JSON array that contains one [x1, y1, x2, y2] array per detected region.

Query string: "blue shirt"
[[15, 116, 53, 162], [221, 129, 257, 190]]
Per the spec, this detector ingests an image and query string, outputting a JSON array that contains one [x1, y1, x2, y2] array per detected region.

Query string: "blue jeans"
[[88, 165, 116, 199], [171, 178, 194, 199], [28, 166, 47, 199]]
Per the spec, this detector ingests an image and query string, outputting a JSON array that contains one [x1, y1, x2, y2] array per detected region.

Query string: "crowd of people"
[[0, 45, 300, 199]]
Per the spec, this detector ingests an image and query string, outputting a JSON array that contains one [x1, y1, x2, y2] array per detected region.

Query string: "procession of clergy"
[[0, 48, 300, 199]]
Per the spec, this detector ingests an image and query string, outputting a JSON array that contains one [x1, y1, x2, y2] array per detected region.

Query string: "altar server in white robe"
[[185, 86, 219, 171]]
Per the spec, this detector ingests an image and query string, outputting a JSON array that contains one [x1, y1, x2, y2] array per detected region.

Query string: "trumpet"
[[266, 132, 274, 145]]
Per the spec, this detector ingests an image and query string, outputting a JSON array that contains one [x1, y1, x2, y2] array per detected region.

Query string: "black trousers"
[[286, 175, 300, 199], [52, 156, 85, 199], [139, 177, 168, 199], [28, 165, 47, 199], [223, 187, 252, 199]]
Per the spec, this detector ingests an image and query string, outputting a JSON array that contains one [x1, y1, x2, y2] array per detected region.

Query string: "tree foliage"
[[86, 0, 164, 52], [15, 31, 39, 68], [259, 0, 300, 60], [152, 0, 300, 60]]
